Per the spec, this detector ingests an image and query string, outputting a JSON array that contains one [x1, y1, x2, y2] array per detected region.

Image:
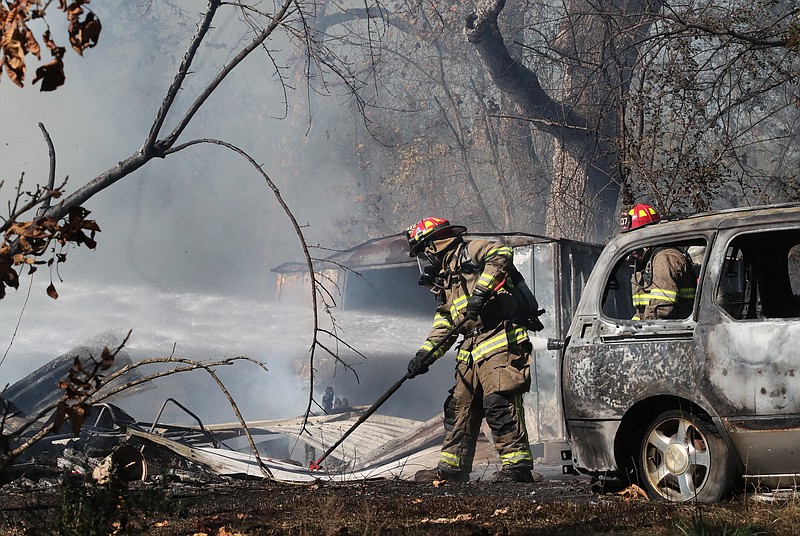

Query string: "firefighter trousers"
[[437, 344, 534, 475]]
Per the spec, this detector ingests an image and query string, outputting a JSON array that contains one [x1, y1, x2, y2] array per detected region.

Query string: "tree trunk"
[[465, 0, 659, 242]]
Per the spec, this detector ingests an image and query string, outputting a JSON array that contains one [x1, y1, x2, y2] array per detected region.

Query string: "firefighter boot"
[[491, 466, 542, 483], [414, 468, 469, 483]]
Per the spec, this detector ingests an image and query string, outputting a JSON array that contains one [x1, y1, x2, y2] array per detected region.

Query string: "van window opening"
[[601, 238, 707, 321], [716, 229, 800, 320]]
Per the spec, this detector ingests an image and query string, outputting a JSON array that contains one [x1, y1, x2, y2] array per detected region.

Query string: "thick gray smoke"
[[0, 2, 447, 426]]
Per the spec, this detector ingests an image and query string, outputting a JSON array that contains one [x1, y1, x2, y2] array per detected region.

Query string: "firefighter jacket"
[[631, 246, 696, 320], [417, 239, 529, 364]]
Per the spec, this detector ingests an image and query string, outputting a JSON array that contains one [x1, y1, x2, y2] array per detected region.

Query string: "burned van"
[[555, 203, 800, 502]]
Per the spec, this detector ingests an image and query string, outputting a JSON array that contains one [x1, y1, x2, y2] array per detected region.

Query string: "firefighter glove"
[[407, 350, 431, 378], [520, 308, 545, 332], [465, 285, 492, 320], [525, 315, 545, 333]]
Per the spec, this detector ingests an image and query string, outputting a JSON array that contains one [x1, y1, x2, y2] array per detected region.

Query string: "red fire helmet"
[[404, 217, 466, 256], [620, 203, 661, 232]]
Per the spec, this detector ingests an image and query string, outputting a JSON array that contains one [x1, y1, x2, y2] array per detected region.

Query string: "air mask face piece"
[[416, 250, 446, 291], [627, 248, 645, 266], [629, 248, 652, 286]]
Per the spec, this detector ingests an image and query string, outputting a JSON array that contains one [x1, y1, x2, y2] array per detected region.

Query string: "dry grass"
[[2, 478, 800, 535]]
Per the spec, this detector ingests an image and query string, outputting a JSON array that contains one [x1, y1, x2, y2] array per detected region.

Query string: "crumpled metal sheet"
[[129, 408, 500, 482]]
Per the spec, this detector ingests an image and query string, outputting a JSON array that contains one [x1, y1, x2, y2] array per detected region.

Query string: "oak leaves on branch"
[[1, 0, 101, 91], [0, 205, 100, 300]]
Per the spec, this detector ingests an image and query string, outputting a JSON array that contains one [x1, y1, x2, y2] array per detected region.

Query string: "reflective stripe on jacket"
[[418, 239, 528, 363], [631, 247, 696, 320]]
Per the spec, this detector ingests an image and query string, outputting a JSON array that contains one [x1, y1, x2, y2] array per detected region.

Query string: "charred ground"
[[2, 472, 799, 535]]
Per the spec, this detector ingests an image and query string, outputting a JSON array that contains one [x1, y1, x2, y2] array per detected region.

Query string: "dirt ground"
[[3, 465, 800, 536]]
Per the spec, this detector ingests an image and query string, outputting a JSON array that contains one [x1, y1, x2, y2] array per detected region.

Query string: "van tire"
[[637, 410, 734, 502]]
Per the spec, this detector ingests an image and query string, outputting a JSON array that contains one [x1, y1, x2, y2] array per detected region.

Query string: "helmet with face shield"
[[404, 217, 467, 288], [404, 217, 467, 256]]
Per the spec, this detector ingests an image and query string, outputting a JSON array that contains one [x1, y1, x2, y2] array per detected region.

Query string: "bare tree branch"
[[35, 123, 57, 220]]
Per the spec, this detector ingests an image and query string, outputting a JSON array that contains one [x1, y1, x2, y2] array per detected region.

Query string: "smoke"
[[0, 1, 459, 431], [2, 1, 361, 289], [309, 307, 452, 421], [0, 281, 449, 424], [0, 1, 375, 419], [0, 282, 307, 418]]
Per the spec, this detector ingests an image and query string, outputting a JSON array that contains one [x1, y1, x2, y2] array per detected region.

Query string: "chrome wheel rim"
[[643, 416, 711, 501]]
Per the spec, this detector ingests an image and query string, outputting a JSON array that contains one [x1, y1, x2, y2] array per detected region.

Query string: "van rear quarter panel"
[[695, 226, 800, 476], [696, 321, 800, 416]]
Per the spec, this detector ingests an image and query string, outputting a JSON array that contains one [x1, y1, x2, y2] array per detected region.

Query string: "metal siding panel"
[[515, 243, 568, 443]]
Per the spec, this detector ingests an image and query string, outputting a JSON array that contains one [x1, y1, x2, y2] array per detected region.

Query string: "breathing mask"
[[627, 248, 646, 266], [629, 248, 653, 286], [416, 251, 445, 290]]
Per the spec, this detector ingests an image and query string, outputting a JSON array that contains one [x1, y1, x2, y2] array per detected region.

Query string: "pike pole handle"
[[309, 317, 468, 471], [309, 374, 409, 471]]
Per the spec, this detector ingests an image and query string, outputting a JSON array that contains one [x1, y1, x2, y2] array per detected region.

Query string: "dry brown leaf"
[[3, 23, 26, 87], [3, 25, 27, 86], [424, 513, 475, 524], [33, 30, 66, 90], [69, 403, 88, 435], [616, 483, 648, 501], [42, 30, 65, 58], [32, 57, 65, 91], [99, 346, 114, 369], [0, 256, 20, 291], [52, 402, 68, 432], [81, 14, 100, 47], [22, 25, 40, 59], [68, 10, 100, 55], [46, 282, 58, 299]]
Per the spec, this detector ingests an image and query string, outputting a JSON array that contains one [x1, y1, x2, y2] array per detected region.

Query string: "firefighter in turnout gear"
[[404, 217, 543, 483], [621, 204, 697, 320]]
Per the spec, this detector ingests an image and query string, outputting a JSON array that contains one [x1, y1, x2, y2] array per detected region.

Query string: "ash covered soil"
[[3, 468, 798, 535]]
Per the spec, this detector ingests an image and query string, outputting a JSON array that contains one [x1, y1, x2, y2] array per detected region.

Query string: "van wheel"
[[637, 410, 733, 502]]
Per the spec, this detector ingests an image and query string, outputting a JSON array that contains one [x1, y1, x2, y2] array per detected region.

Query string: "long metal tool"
[[309, 316, 469, 471]]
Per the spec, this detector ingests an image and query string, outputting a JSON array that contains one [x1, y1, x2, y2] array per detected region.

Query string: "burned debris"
[[0, 342, 503, 489]]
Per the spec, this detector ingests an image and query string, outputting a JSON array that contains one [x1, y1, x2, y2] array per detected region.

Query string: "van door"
[[562, 238, 708, 472], [515, 240, 602, 447]]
